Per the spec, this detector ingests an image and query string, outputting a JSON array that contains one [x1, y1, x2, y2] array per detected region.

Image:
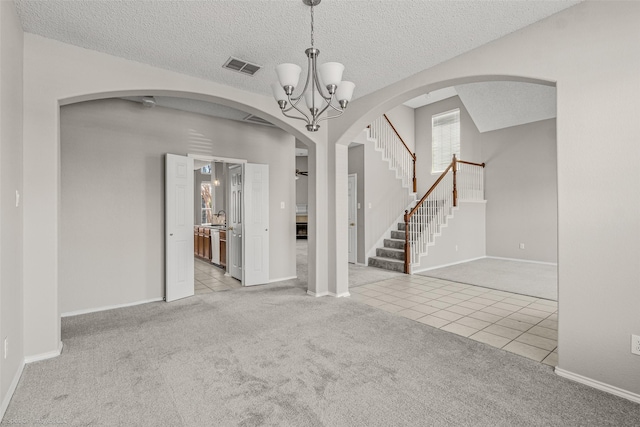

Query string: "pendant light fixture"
[[271, 0, 355, 132]]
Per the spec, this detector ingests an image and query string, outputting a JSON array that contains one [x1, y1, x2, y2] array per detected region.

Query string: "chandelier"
[[271, 0, 355, 132]]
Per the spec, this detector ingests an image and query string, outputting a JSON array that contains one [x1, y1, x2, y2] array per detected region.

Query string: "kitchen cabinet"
[[194, 226, 212, 261]]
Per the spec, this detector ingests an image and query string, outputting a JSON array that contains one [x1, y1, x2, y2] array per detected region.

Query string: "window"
[[432, 109, 460, 173], [201, 182, 213, 223]]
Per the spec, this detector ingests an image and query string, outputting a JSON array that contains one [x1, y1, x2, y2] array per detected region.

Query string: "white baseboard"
[[269, 275, 297, 283], [412, 256, 486, 274], [24, 341, 63, 364], [307, 290, 328, 297], [61, 297, 163, 318], [486, 256, 557, 266], [555, 367, 640, 404], [328, 291, 351, 298], [0, 358, 25, 420]]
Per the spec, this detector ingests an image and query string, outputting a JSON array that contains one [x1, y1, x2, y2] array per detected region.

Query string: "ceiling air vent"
[[243, 114, 274, 127], [223, 57, 261, 76]]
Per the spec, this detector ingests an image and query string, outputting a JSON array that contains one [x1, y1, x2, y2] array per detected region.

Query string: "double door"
[[165, 155, 270, 302]]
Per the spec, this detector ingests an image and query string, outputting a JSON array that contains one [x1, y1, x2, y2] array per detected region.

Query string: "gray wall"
[[348, 145, 365, 264], [295, 156, 308, 206], [482, 119, 557, 263], [60, 99, 296, 314], [0, 0, 24, 411], [385, 104, 416, 152], [415, 96, 557, 264], [415, 96, 483, 195]]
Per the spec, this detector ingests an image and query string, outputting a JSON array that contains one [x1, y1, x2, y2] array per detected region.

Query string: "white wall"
[[385, 104, 416, 152], [414, 201, 486, 272], [60, 99, 296, 314], [363, 136, 413, 262], [332, 1, 640, 398], [482, 118, 557, 263], [0, 0, 24, 417]]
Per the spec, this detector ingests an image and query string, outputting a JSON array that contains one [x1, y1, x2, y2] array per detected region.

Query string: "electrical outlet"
[[280, 202, 285, 209], [455, 245, 458, 251], [519, 243, 525, 249], [632, 335, 640, 356], [3, 337, 7, 359]]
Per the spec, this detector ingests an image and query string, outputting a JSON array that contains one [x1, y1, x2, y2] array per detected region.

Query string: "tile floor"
[[349, 275, 558, 366], [194, 257, 242, 293]]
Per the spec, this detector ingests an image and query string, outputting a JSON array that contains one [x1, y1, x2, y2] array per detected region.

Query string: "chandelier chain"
[[310, 1, 314, 47]]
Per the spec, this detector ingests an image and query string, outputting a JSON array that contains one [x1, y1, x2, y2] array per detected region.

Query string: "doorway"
[[348, 174, 357, 264], [165, 153, 270, 300]]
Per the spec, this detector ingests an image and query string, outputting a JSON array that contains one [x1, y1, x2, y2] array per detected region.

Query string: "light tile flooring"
[[349, 275, 558, 366], [194, 257, 242, 293]]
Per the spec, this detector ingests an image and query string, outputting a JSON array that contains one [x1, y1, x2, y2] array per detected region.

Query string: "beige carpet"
[[4, 280, 639, 426], [419, 257, 557, 301]]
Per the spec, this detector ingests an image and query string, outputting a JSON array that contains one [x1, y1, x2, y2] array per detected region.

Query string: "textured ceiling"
[[455, 81, 557, 132], [14, 0, 580, 102]]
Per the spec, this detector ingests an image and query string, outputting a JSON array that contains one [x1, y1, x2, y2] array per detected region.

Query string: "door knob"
[[229, 226, 234, 231], [350, 223, 355, 226]]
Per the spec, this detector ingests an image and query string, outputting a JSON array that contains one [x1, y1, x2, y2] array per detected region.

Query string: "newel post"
[[404, 210, 410, 274], [452, 154, 458, 207], [412, 156, 417, 193]]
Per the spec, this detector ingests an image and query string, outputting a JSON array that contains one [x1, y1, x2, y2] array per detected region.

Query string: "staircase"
[[368, 154, 485, 274], [368, 222, 408, 272]]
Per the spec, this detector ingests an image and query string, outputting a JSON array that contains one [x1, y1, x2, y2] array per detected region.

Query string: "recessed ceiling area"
[[404, 82, 557, 133]]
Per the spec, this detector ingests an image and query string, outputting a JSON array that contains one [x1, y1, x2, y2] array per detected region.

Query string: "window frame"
[[431, 108, 461, 174]]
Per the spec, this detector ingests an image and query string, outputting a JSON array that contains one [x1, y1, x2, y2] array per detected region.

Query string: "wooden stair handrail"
[[403, 154, 485, 273], [383, 114, 415, 160], [383, 114, 417, 192]]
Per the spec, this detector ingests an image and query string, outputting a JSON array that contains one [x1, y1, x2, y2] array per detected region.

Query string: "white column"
[[328, 142, 350, 297]]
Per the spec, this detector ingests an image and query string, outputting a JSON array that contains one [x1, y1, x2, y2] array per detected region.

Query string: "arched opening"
[[56, 89, 321, 324], [335, 75, 559, 365]]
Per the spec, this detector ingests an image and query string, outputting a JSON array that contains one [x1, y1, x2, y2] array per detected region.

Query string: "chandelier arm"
[[316, 108, 345, 124], [287, 95, 313, 124], [288, 53, 315, 103], [313, 95, 335, 120], [283, 95, 306, 112], [312, 66, 332, 101], [282, 110, 313, 124], [327, 102, 344, 113]]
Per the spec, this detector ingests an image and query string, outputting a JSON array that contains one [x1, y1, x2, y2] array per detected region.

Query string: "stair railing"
[[403, 155, 485, 273], [368, 114, 417, 192]]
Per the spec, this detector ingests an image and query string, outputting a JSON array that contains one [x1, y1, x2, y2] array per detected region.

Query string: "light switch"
[[357, 203, 361, 209], [368, 203, 372, 209], [15, 190, 19, 208], [280, 202, 285, 209]]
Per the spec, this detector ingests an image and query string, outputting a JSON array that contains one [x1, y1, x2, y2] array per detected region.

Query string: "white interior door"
[[165, 153, 194, 302], [348, 174, 357, 264], [243, 163, 269, 286], [228, 165, 243, 280]]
